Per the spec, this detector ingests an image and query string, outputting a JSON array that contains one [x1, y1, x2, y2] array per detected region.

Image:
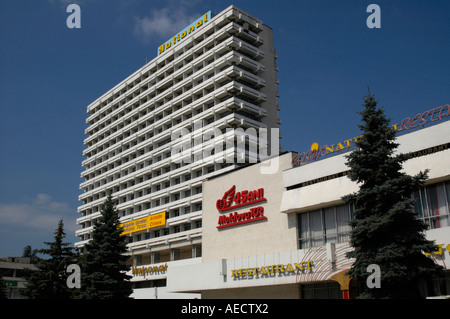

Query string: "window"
[[133, 279, 166, 289], [413, 181, 450, 229], [301, 282, 342, 299], [298, 203, 353, 249]]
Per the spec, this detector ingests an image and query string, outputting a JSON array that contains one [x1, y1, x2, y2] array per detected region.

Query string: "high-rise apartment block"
[[75, 5, 280, 298]]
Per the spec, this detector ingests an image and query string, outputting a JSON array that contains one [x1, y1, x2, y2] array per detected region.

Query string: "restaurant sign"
[[231, 261, 314, 279]]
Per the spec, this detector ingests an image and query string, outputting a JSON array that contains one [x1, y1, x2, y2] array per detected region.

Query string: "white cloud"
[[133, 7, 201, 43], [48, 0, 84, 6], [0, 194, 77, 234], [48, 0, 82, 9]]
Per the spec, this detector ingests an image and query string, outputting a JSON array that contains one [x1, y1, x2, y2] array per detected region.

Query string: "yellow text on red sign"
[[120, 212, 166, 236]]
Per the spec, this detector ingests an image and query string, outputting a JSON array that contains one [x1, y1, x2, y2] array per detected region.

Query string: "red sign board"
[[216, 185, 267, 229]]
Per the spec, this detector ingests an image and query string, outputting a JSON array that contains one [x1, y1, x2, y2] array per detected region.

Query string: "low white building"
[[0, 257, 37, 299], [167, 109, 450, 299]]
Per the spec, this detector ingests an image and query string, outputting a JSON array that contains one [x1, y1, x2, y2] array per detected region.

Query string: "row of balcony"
[[83, 43, 267, 152], [85, 18, 266, 127], [80, 94, 266, 190], [80, 102, 264, 194]]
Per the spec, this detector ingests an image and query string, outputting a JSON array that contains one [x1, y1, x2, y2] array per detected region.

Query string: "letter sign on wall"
[[216, 185, 267, 229]]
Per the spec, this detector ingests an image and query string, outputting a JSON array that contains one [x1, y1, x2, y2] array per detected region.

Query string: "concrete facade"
[[168, 119, 450, 298], [77, 5, 281, 299]]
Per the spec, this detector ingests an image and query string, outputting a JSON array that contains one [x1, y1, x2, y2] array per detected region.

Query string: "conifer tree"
[[0, 281, 7, 299], [22, 245, 37, 262], [0, 271, 8, 299], [343, 92, 442, 299], [80, 195, 132, 299], [22, 219, 77, 299]]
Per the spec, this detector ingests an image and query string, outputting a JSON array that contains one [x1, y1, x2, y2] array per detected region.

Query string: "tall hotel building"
[[75, 5, 280, 298]]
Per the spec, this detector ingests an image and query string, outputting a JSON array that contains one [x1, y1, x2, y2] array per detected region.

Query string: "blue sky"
[[1, 0, 449, 257]]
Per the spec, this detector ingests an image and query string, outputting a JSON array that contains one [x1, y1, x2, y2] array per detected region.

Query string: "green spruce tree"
[[80, 195, 132, 299], [0, 270, 8, 299], [343, 92, 442, 299], [22, 245, 38, 263], [22, 219, 77, 299]]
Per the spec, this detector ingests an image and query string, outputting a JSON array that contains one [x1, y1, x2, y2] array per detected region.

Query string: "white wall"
[[201, 153, 297, 263], [167, 242, 354, 294], [167, 121, 450, 296], [131, 286, 200, 299], [281, 120, 450, 213]]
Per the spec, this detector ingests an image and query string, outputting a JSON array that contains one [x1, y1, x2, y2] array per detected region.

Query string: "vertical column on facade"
[[330, 270, 352, 299], [151, 252, 160, 264], [192, 244, 201, 258], [171, 248, 180, 261]]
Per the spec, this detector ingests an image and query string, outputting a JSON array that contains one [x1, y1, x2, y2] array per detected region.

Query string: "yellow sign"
[[132, 264, 168, 278], [231, 261, 313, 278], [158, 11, 211, 55], [424, 243, 450, 256], [120, 212, 166, 236]]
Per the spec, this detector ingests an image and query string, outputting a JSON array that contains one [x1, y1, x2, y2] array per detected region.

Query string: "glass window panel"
[[309, 210, 324, 247], [425, 184, 447, 228], [413, 190, 424, 219], [313, 284, 329, 299], [301, 282, 342, 299], [324, 207, 337, 243], [336, 204, 351, 242], [445, 181, 450, 205], [443, 182, 450, 227], [435, 183, 449, 227], [298, 212, 310, 249], [349, 203, 355, 220], [301, 285, 314, 299], [413, 182, 450, 229]]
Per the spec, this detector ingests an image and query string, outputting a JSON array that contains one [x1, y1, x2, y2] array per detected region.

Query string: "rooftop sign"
[[157, 11, 211, 55], [292, 104, 450, 167]]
